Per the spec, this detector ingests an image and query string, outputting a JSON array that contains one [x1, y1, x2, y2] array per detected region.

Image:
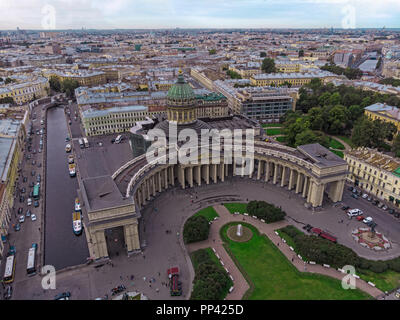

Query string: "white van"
[[347, 208, 363, 217]]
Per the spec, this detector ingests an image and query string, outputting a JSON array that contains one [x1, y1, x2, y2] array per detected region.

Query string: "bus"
[[33, 183, 40, 200], [115, 135, 122, 144], [3, 253, 16, 284], [78, 138, 84, 149], [27, 244, 37, 275], [83, 137, 89, 148]]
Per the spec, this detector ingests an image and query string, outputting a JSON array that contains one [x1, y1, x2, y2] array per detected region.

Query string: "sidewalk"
[[188, 204, 383, 299]]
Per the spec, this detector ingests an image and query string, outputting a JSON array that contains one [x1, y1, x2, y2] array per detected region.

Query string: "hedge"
[[183, 215, 210, 244], [280, 225, 400, 274], [190, 249, 232, 300], [247, 200, 286, 223]]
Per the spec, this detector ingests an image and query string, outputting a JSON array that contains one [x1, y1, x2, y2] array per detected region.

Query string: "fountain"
[[236, 224, 243, 237]]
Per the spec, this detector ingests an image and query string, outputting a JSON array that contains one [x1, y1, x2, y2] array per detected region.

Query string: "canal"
[[44, 106, 89, 270]]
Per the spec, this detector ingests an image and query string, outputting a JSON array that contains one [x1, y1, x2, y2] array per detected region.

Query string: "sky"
[[0, 0, 399, 30]]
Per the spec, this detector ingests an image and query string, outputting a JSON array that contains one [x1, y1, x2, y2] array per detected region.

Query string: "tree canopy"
[[261, 57, 276, 73]]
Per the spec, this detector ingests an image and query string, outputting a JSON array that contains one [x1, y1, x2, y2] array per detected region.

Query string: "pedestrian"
[[277, 242, 279, 247], [156, 288, 159, 293], [158, 272, 160, 277]]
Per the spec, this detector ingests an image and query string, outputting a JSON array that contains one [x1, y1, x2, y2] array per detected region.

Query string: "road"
[[44, 106, 89, 270]]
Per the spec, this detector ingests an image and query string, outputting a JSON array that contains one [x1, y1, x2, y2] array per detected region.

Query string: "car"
[[395, 213, 400, 218], [38, 163, 42, 168], [31, 170, 35, 176], [3, 286, 12, 300], [14, 223, 21, 231], [341, 205, 350, 211], [18, 207, 23, 215], [65, 137, 70, 142], [32, 160, 36, 165], [351, 194, 359, 199], [362, 193, 368, 199], [19, 195, 25, 203], [26, 210, 31, 217], [32, 149, 36, 154], [31, 214, 37, 221], [372, 200, 379, 205], [363, 217, 373, 224], [27, 198, 32, 206], [29, 191, 33, 198], [23, 177, 28, 183], [302, 224, 313, 232], [19, 215, 25, 223], [367, 196, 372, 202], [21, 187, 26, 193], [111, 138, 115, 144], [377, 203, 384, 208], [388, 209, 395, 215], [352, 188, 358, 193], [347, 209, 363, 217], [356, 215, 365, 221], [29, 181, 34, 187], [68, 120, 72, 125], [382, 205, 388, 211], [38, 148, 42, 153], [34, 200, 39, 208], [395, 289, 400, 299], [54, 292, 71, 300], [348, 186, 354, 191]]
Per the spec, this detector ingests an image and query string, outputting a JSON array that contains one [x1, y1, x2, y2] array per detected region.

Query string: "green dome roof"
[[167, 74, 195, 101]]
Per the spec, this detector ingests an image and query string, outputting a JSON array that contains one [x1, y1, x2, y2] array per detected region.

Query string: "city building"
[[81, 105, 149, 136], [345, 147, 400, 206], [0, 115, 27, 260], [43, 69, 107, 87], [364, 103, 400, 132], [250, 70, 337, 87], [0, 76, 49, 105]]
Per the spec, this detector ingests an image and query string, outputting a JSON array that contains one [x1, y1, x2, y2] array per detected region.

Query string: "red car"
[[356, 215, 365, 221]]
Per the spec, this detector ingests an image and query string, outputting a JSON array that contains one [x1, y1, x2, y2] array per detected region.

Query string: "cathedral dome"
[[166, 71, 195, 105]]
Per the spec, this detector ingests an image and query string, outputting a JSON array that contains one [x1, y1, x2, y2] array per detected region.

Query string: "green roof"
[[393, 166, 400, 178], [167, 74, 195, 101]]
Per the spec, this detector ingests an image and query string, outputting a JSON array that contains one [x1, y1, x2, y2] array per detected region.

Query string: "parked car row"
[[348, 186, 400, 218]]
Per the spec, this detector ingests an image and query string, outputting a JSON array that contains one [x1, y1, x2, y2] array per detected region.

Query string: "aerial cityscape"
[[1, 0, 400, 306]]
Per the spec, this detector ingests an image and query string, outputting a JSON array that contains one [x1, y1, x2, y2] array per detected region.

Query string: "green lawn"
[[221, 222, 370, 300], [335, 135, 355, 148], [266, 128, 283, 136], [331, 150, 344, 158], [224, 202, 248, 214], [275, 135, 287, 143], [357, 269, 400, 293], [262, 123, 283, 128], [193, 206, 219, 222], [329, 138, 345, 150]]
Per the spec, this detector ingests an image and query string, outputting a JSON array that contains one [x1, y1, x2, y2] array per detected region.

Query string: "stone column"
[[281, 166, 287, 187], [273, 163, 278, 184], [311, 183, 325, 207], [158, 171, 162, 192], [296, 172, 302, 194], [188, 166, 193, 188], [219, 163, 225, 182], [141, 185, 146, 205], [146, 179, 151, 200], [164, 168, 168, 189], [302, 176, 308, 198], [257, 160, 262, 180], [124, 223, 140, 253], [202, 165, 210, 184], [233, 161, 236, 176], [307, 180, 314, 203], [288, 169, 294, 190], [265, 161, 270, 182], [151, 175, 156, 196], [169, 166, 175, 186], [178, 166, 185, 189], [195, 165, 201, 186], [328, 179, 345, 203], [212, 164, 217, 183], [93, 230, 108, 259]]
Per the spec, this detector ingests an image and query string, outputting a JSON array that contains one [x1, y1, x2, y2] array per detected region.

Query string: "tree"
[[392, 134, 400, 157], [0, 97, 14, 105], [261, 58, 276, 73], [208, 49, 216, 55], [260, 51, 266, 57], [295, 129, 318, 146], [298, 49, 304, 57], [327, 105, 347, 134], [61, 79, 79, 98], [49, 76, 61, 92], [183, 215, 210, 244], [226, 70, 242, 79], [308, 107, 325, 131], [4, 77, 14, 84]]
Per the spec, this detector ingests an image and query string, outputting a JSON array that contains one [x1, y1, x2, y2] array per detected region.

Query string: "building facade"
[[364, 103, 400, 132], [345, 147, 400, 206], [250, 71, 337, 87]]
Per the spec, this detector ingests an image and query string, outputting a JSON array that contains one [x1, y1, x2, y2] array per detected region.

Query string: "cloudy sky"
[[0, 0, 399, 30]]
